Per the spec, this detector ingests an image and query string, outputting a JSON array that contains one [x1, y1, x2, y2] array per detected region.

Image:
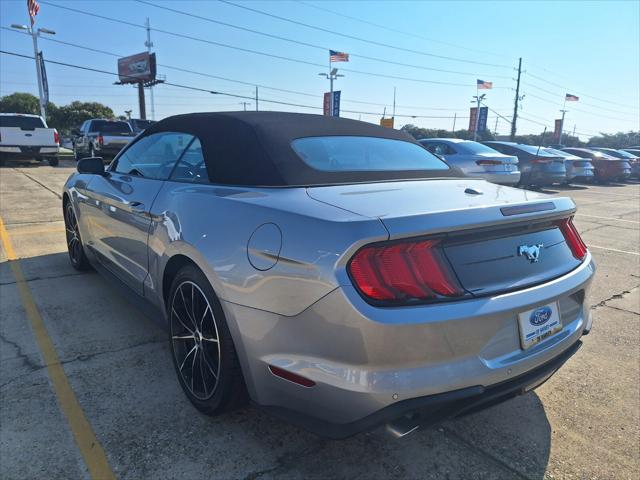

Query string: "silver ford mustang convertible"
[[63, 112, 595, 438]]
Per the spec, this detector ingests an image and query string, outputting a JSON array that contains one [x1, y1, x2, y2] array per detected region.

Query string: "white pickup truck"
[[0, 113, 60, 166]]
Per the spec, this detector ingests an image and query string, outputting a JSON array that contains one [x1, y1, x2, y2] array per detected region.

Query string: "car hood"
[[307, 179, 575, 239]]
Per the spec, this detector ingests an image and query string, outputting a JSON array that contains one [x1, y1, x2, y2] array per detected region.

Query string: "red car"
[[562, 148, 631, 182]]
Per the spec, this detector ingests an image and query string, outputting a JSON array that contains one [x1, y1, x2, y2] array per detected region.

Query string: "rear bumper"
[[527, 170, 567, 186], [261, 338, 582, 439], [94, 144, 127, 157], [0, 146, 58, 157], [223, 253, 595, 437], [567, 167, 594, 182]]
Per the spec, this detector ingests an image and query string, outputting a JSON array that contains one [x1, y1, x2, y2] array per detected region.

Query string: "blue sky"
[[1, 0, 638, 139]]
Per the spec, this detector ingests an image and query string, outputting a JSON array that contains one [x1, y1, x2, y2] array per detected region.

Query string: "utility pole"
[[452, 112, 457, 133], [494, 116, 499, 136], [145, 18, 155, 120], [255, 86, 259, 111], [572, 124, 576, 137], [510, 57, 522, 141], [11, 24, 55, 119], [239, 102, 250, 111]]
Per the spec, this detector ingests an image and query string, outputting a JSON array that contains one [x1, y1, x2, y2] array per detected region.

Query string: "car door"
[[83, 131, 194, 295]]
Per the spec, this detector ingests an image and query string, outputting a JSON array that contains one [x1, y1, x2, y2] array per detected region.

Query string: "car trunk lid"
[[308, 179, 581, 297]]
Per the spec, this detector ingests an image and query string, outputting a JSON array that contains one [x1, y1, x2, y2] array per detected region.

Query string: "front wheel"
[[64, 201, 91, 271], [168, 265, 246, 415]]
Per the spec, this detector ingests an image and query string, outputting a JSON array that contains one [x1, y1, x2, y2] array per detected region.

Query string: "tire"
[[64, 201, 91, 271], [167, 265, 246, 416], [48, 157, 59, 167]]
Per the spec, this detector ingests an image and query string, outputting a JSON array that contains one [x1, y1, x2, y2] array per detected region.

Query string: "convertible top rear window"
[[292, 136, 449, 172]]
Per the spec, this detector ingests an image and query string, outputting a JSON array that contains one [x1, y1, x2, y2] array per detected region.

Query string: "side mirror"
[[77, 157, 107, 175]]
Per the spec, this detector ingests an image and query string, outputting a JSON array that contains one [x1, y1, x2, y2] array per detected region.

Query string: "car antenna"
[[536, 127, 547, 157]]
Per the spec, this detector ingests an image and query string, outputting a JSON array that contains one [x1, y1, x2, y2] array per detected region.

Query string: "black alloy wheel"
[[64, 202, 90, 271], [168, 265, 246, 415]]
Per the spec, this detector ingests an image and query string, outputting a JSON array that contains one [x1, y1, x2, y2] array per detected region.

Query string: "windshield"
[[291, 136, 450, 172], [91, 120, 132, 134], [544, 148, 579, 159], [131, 120, 155, 131], [457, 141, 502, 155], [0, 115, 45, 129]]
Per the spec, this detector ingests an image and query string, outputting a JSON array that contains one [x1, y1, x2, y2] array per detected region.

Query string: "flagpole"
[[30, 26, 46, 119], [473, 83, 480, 141], [329, 56, 333, 116], [559, 96, 567, 145]]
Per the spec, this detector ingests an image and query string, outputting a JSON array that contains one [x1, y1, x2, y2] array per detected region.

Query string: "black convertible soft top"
[[142, 111, 461, 186]]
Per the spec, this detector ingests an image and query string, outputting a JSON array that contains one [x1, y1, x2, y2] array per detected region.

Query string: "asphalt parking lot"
[[0, 158, 638, 480]]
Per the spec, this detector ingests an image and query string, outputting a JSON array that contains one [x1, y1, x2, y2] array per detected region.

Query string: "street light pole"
[[12, 24, 55, 119], [145, 17, 155, 120], [318, 68, 343, 116]]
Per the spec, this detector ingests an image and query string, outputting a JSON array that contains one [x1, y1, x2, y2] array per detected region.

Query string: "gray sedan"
[[63, 112, 595, 438], [419, 138, 520, 185]]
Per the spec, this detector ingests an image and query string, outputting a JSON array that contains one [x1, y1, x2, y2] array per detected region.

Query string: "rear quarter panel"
[[146, 183, 389, 317]]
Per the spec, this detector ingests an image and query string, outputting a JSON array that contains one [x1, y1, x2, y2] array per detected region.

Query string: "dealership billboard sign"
[[117, 52, 157, 84]]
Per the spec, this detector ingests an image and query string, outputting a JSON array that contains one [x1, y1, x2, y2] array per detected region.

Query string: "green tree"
[[401, 124, 494, 141], [47, 101, 115, 135], [0, 92, 41, 115], [586, 131, 640, 148]]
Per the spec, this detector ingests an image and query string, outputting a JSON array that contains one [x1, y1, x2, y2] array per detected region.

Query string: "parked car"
[[483, 141, 567, 187], [591, 148, 639, 178], [562, 148, 631, 182], [72, 119, 136, 161], [0, 113, 59, 166], [419, 138, 519, 185], [64, 112, 595, 438], [128, 118, 156, 135], [543, 148, 594, 183]]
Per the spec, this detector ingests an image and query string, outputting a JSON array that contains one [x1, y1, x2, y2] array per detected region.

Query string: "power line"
[[525, 71, 639, 110], [1, 26, 485, 113], [217, 0, 512, 69], [0, 50, 469, 119], [298, 1, 514, 61], [135, 0, 511, 79], [37, 2, 504, 88]]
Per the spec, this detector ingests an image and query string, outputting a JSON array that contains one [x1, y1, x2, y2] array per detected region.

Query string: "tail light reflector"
[[98, 135, 104, 146], [532, 157, 552, 164], [476, 159, 502, 166], [556, 217, 587, 260], [268, 365, 315, 388], [53, 130, 59, 145], [348, 239, 464, 303]]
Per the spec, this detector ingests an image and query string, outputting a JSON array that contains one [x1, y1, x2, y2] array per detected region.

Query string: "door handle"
[[129, 201, 147, 214]]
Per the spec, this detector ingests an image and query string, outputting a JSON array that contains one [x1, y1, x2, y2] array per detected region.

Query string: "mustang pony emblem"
[[518, 243, 544, 263]]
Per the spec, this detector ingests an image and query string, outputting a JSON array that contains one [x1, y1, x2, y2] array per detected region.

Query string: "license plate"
[[518, 302, 562, 350], [505, 164, 517, 172]]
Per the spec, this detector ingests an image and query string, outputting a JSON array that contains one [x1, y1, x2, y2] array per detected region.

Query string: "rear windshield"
[[514, 144, 559, 156], [131, 119, 155, 131], [457, 141, 502, 155], [0, 115, 45, 129], [600, 149, 636, 159], [90, 121, 132, 133], [291, 136, 450, 172]]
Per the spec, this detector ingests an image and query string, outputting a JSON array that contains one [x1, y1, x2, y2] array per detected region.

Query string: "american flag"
[[27, 0, 40, 26], [477, 79, 493, 89], [565, 93, 579, 101], [330, 50, 349, 62]]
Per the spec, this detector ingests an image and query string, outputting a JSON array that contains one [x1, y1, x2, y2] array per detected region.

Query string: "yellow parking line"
[[0, 216, 116, 480]]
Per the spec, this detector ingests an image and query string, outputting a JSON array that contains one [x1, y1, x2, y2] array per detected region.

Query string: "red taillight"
[[556, 217, 587, 260], [476, 160, 502, 166], [98, 135, 104, 146], [53, 130, 59, 145], [531, 157, 552, 164], [348, 239, 464, 303]]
